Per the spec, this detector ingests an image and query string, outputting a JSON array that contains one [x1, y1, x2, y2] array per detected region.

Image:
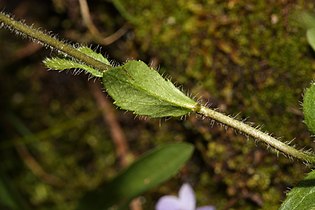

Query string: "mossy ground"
[[1, 0, 315, 209]]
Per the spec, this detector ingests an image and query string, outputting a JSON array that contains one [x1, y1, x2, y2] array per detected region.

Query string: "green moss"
[[112, 1, 315, 208]]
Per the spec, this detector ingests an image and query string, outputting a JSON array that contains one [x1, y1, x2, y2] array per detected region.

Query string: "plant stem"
[[197, 105, 315, 164], [1, 11, 314, 164], [0, 12, 111, 72]]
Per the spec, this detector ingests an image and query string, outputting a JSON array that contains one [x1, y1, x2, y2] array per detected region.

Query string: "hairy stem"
[[197, 105, 315, 164], [1, 11, 314, 164], [0, 12, 111, 72]]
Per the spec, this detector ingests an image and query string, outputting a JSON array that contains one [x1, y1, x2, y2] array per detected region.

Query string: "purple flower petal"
[[156, 183, 215, 210], [156, 195, 182, 210], [178, 183, 196, 210], [196, 206, 216, 210]]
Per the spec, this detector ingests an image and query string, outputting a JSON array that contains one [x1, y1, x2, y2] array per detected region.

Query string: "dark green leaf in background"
[[0, 174, 29, 210], [303, 83, 315, 134], [78, 143, 194, 210], [294, 11, 315, 30], [306, 28, 315, 52], [0, 177, 18, 209]]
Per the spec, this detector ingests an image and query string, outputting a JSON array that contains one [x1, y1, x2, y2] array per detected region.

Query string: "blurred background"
[[1, 0, 315, 209]]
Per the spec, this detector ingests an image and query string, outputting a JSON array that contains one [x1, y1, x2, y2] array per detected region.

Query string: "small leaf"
[[307, 28, 315, 51], [76, 47, 110, 66], [303, 83, 315, 134], [102, 60, 197, 117], [293, 11, 315, 30], [0, 174, 29, 210], [280, 170, 315, 210], [0, 178, 17, 209], [78, 143, 194, 210], [43, 47, 110, 77]]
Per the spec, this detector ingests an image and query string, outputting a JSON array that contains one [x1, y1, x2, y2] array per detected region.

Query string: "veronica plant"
[[1, 11, 315, 210], [156, 183, 215, 210]]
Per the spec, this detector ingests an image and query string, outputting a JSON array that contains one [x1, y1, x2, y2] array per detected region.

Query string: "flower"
[[156, 183, 215, 210]]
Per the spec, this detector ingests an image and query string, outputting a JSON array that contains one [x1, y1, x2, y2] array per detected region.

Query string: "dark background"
[[1, 0, 315, 209]]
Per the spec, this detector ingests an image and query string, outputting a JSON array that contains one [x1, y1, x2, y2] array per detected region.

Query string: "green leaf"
[[76, 47, 110, 66], [307, 28, 315, 51], [303, 83, 315, 134], [0, 174, 29, 210], [293, 11, 315, 30], [78, 143, 194, 210], [0, 178, 17, 209], [280, 170, 315, 210], [43, 47, 110, 77], [102, 60, 197, 117]]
